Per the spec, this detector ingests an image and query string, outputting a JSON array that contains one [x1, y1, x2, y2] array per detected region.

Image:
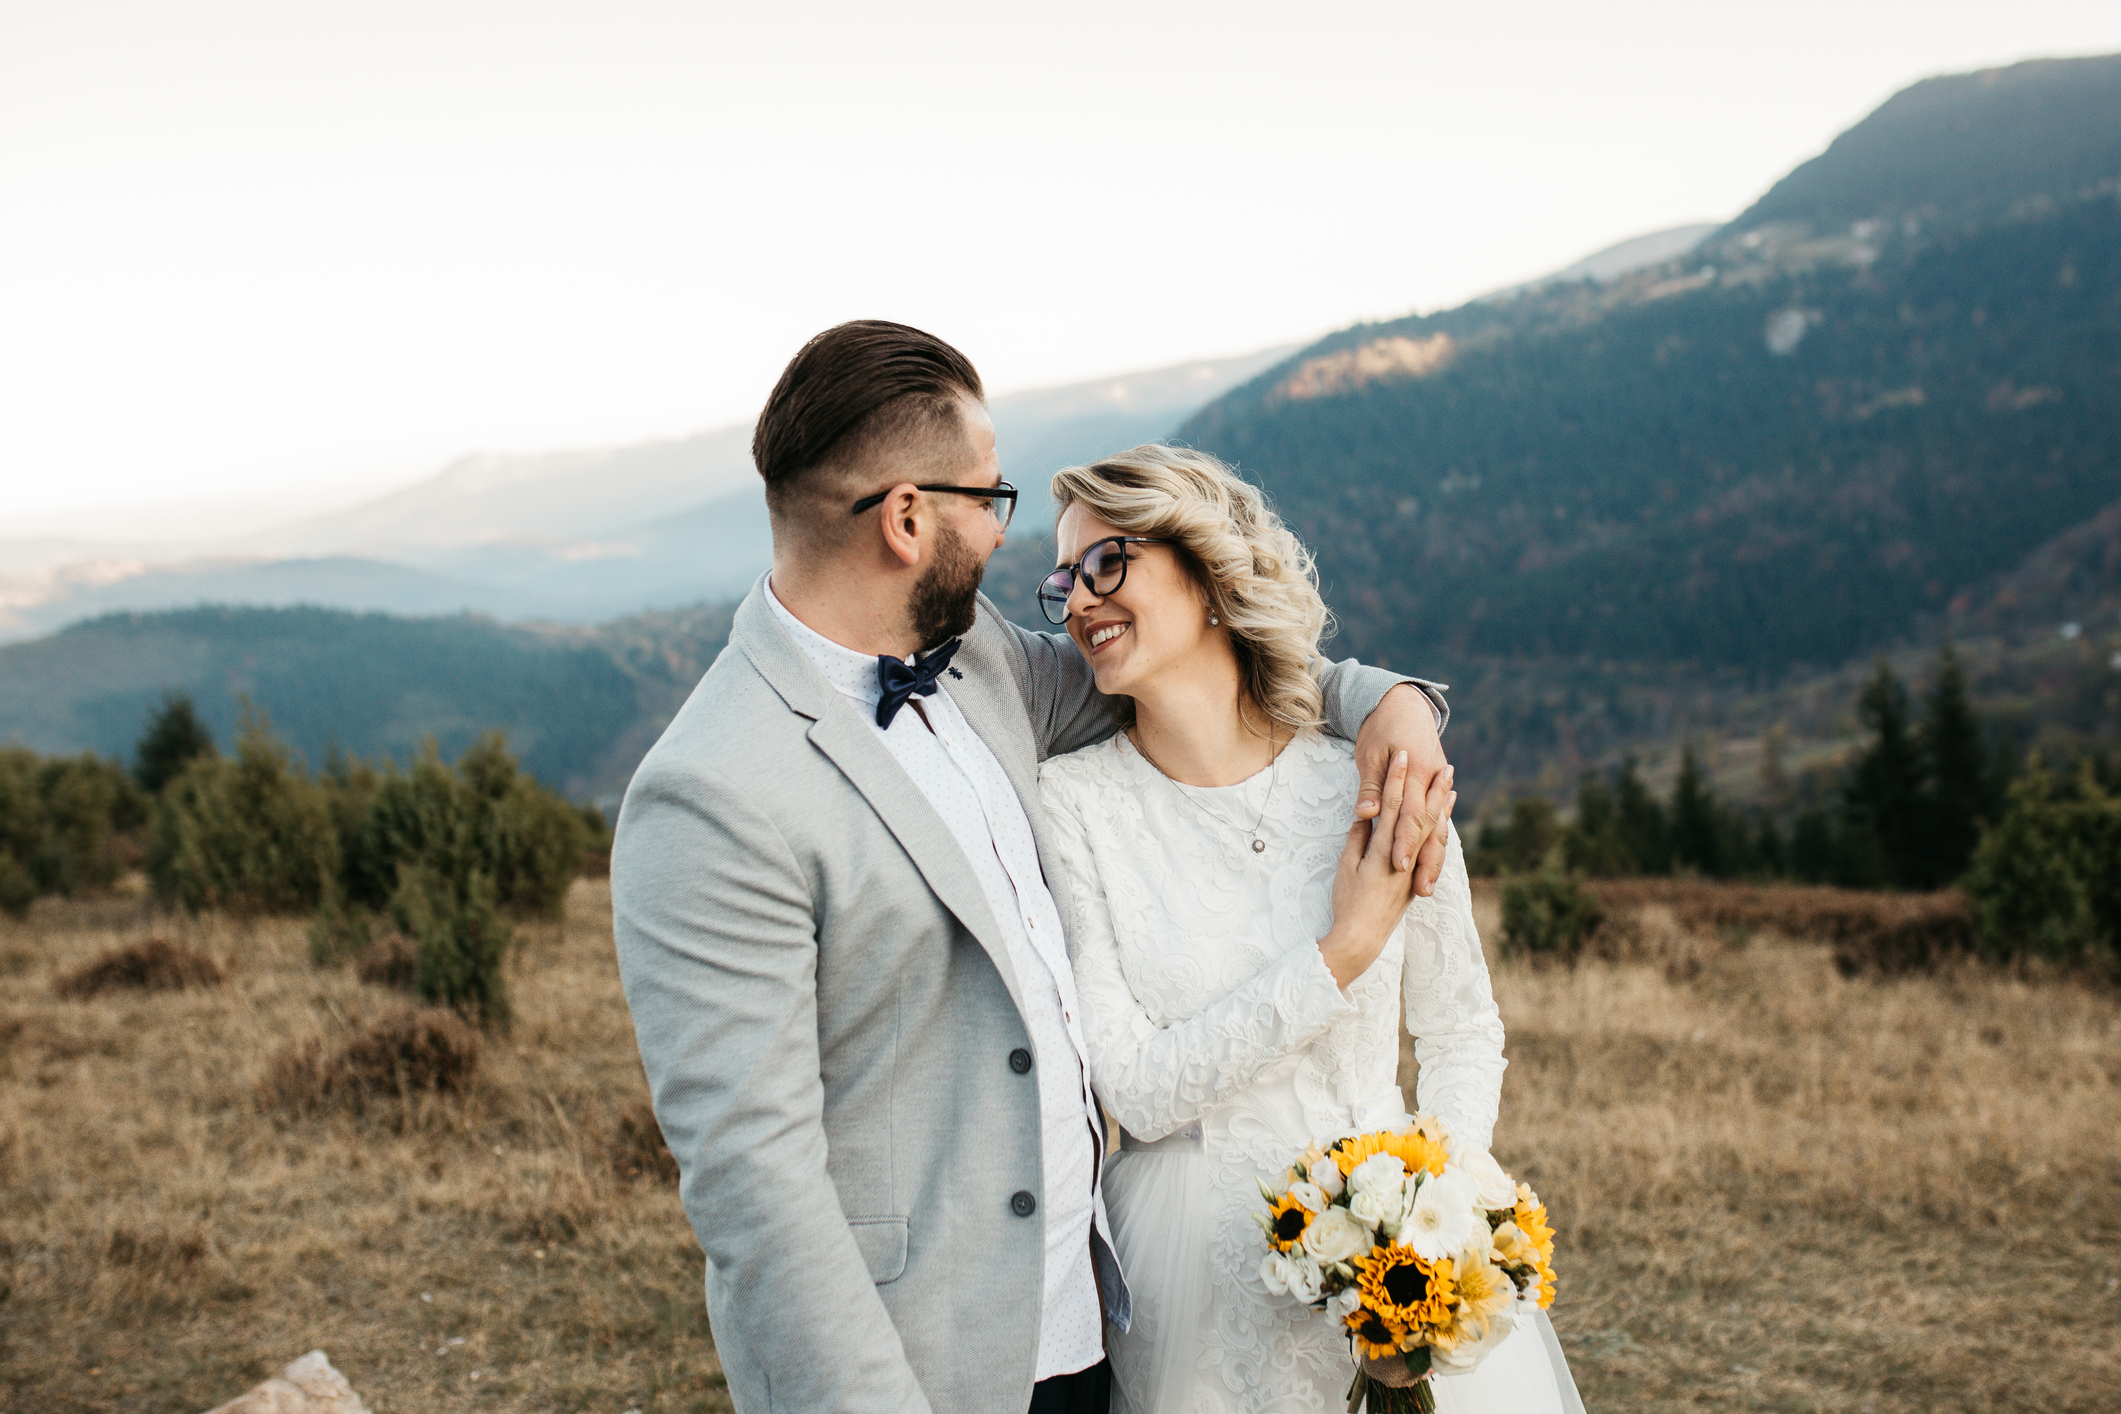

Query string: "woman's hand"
[[1319, 751, 1455, 989]]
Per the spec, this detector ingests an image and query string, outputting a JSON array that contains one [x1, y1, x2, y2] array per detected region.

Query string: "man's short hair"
[[753, 321, 985, 545]]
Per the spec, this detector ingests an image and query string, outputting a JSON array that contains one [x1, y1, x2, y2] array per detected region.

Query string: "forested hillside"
[[1180, 54, 2121, 678], [0, 604, 734, 806]]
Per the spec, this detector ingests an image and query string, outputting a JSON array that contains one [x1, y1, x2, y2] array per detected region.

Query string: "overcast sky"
[[4, 0, 2119, 539]]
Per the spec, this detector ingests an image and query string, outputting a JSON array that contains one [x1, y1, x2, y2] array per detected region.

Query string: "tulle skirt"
[[1103, 1144, 1584, 1414]]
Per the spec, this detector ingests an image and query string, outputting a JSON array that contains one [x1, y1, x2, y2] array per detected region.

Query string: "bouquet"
[[1254, 1116, 1557, 1414]]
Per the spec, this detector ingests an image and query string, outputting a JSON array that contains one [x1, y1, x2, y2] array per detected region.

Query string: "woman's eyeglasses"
[[1035, 536, 1171, 625], [850, 482, 1018, 530]]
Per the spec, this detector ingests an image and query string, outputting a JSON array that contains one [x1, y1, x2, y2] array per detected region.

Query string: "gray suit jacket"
[[612, 578, 1438, 1414]]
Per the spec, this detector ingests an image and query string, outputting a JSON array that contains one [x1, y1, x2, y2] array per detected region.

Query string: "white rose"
[[1289, 1180, 1330, 1213], [1453, 1149, 1519, 1211], [1308, 1157, 1346, 1199], [1347, 1179, 1404, 1233], [1431, 1303, 1517, 1376], [1398, 1168, 1477, 1263], [1287, 1252, 1325, 1303], [1260, 1251, 1292, 1296], [1326, 1287, 1363, 1322], [1301, 1205, 1374, 1265], [1346, 1152, 1407, 1199]]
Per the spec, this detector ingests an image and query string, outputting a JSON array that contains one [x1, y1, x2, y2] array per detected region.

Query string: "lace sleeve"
[[1401, 822, 1509, 1155], [1043, 772, 1355, 1143]]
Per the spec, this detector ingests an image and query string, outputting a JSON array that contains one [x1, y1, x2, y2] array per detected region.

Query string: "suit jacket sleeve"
[[612, 758, 932, 1414], [986, 597, 1450, 759]]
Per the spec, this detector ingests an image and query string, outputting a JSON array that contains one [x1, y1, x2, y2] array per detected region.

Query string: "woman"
[[1036, 446, 1581, 1414]]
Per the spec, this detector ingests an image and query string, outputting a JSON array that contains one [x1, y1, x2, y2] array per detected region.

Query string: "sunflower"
[[1264, 1192, 1314, 1253], [1345, 1306, 1407, 1361], [1328, 1127, 1449, 1181], [1356, 1244, 1457, 1336]]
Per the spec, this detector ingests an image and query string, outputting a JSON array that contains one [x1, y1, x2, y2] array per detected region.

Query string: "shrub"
[[0, 748, 146, 916], [347, 733, 587, 920], [54, 938, 225, 998], [147, 713, 338, 915], [393, 864, 512, 1025], [264, 1007, 481, 1116], [1500, 866, 1605, 960], [355, 930, 421, 990], [1962, 761, 2121, 968], [133, 692, 218, 796]]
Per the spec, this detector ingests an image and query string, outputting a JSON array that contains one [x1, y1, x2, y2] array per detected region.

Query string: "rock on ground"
[[203, 1350, 374, 1414]]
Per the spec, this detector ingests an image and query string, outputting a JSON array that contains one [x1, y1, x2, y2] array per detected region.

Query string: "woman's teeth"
[[1090, 624, 1129, 648]]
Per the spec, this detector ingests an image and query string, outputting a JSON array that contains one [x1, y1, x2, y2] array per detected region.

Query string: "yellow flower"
[[1443, 1247, 1516, 1345], [1345, 1305, 1407, 1361], [1329, 1127, 1449, 1181], [1489, 1221, 1536, 1267], [1510, 1188, 1559, 1310], [1264, 1193, 1313, 1253], [1356, 1243, 1457, 1335]]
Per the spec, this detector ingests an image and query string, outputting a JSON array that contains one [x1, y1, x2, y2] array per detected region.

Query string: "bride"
[[1035, 446, 1582, 1414]]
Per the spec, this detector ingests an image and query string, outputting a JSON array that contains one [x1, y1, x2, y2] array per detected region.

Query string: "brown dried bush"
[[354, 930, 420, 990], [52, 937, 224, 998], [264, 1006, 480, 1116], [607, 1099, 679, 1185], [1582, 878, 1976, 975]]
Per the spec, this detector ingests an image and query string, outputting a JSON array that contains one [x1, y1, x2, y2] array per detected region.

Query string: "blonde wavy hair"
[[1049, 444, 1331, 735]]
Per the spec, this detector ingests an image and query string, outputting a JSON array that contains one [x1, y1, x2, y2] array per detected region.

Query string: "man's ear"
[[876, 483, 925, 568]]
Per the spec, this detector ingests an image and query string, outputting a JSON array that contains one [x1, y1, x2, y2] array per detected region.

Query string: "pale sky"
[[4, 0, 2118, 539]]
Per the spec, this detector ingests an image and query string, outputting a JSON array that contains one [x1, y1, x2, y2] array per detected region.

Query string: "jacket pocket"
[[847, 1216, 908, 1284]]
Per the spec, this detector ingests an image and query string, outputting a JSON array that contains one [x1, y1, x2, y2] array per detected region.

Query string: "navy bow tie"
[[875, 638, 963, 728]]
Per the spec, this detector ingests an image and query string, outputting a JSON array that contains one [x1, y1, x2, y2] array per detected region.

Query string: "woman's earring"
[[1208, 613, 1220, 626]]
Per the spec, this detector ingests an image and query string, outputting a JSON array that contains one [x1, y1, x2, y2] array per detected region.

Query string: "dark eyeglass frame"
[[850, 481, 1018, 530], [1035, 536, 1172, 625]]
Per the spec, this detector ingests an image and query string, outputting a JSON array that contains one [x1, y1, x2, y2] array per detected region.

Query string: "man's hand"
[[1353, 683, 1455, 897]]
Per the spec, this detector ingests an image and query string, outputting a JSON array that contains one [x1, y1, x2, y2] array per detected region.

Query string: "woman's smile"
[[1087, 620, 1132, 653]]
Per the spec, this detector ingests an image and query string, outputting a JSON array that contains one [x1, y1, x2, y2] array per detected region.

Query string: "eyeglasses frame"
[[850, 481, 1019, 530], [1035, 535, 1173, 625]]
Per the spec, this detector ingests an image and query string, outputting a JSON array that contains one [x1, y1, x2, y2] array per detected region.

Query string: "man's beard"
[[908, 522, 984, 650]]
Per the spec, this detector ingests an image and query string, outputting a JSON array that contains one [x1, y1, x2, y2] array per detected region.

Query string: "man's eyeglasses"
[[1035, 536, 1172, 625], [850, 482, 1018, 531]]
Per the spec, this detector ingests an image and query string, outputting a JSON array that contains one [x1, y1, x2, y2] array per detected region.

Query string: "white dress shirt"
[[767, 582, 1107, 1381]]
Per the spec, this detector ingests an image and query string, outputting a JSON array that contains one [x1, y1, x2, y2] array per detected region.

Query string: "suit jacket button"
[[1011, 1190, 1037, 1217], [1009, 1048, 1033, 1074]]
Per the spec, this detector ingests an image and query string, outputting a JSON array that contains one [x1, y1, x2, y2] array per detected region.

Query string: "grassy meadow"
[[2, 878, 2117, 1412]]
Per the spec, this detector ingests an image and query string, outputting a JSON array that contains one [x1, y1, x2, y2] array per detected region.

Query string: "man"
[[612, 321, 1454, 1414]]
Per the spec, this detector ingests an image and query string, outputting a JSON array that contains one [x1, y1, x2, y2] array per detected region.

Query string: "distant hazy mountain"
[[1177, 53, 2121, 683], [1478, 222, 1721, 301], [0, 345, 1300, 641]]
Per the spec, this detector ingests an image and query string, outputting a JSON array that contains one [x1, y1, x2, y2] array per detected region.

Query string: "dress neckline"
[[1114, 725, 1317, 793]]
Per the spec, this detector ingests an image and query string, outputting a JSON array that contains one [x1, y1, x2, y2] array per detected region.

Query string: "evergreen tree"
[[1669, 744, 1722, 876], [1843, 661, 1925, 887], [1789, 808, 1835, 883], [1612, 758, 1671, 875], [1563, 769, 1637, 876], [1915, 642, 1992, 886], [134, 692, 218, 796]]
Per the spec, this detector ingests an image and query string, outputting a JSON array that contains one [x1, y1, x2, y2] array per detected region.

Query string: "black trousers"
[[1028, 1358, 1112, 1414]]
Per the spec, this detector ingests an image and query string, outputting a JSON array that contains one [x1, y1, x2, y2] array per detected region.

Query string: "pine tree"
[[1843, 661, 1925, 887], [134, 693, 218, 796], [1669, 743, 1722, 876], [1915, 642, 1992, 887], [1612, 758, 1671, 875]]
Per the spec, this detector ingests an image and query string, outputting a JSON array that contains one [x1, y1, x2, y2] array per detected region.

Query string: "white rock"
[[203, 1350, 373, 1414]]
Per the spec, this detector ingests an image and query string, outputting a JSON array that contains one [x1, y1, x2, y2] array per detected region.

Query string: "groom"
[[612, 320, 1455, 1414]]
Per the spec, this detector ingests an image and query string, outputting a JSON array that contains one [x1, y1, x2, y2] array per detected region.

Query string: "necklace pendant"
[[1251, 838, 1265, 853]]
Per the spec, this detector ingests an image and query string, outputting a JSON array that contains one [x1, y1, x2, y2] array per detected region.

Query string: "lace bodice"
[[1040, 730, 1506, 1153], [1039, 731, 1509, 1414]]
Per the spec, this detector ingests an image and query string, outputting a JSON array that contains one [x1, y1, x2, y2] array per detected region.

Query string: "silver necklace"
[[1128, 727, 1280, 855]]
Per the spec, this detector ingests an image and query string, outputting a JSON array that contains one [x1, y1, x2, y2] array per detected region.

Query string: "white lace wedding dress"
[[1040, 731, 1582, 1414]]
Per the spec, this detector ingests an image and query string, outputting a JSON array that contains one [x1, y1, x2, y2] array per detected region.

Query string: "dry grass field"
[[3, 877, 2118, 1412]]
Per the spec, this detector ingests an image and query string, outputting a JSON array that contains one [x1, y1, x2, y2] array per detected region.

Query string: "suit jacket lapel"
[[730, 583, 1034, 1023]]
